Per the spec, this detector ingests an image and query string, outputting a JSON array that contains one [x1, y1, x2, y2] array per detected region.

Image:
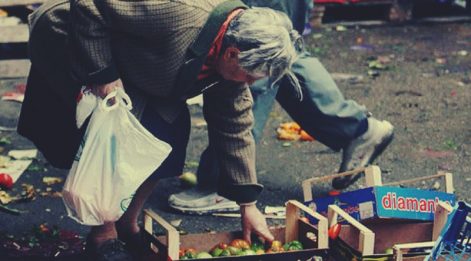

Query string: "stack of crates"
[[427, 201, 471, 260]]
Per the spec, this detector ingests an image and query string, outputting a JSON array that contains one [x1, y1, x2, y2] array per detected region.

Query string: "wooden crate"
[[328, 202, 453, 260], [302, 165, 455, 260], [142, 200, 329, 261]]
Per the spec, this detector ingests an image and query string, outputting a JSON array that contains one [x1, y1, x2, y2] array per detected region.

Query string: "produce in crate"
[[179, 239, 304, 258]]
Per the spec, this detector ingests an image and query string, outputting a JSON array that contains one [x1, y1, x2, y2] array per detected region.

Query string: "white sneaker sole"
[[170, 202, 240, 215]]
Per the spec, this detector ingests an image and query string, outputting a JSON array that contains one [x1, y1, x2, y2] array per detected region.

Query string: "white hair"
[[223, 7, 304, 99]]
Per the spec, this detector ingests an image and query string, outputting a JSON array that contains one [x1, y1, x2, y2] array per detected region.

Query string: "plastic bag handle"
[[100, 88, 133, 112], [101, 90, 120, 111], [117, 88, 133, 110]]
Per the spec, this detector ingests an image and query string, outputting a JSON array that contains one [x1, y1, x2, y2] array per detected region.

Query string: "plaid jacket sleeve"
[[203, 82, 263, 204], [69, 0, 119, 85]]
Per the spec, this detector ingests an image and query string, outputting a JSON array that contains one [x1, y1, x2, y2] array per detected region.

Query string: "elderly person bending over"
[[19, 0, 303, 260]]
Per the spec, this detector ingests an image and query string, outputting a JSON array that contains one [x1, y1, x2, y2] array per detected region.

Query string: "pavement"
[[0, 2, 470, 259]]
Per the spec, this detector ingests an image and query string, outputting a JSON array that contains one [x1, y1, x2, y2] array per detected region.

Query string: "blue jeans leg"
[[276, 53, 368, 151], [196, 53, 369, 189]]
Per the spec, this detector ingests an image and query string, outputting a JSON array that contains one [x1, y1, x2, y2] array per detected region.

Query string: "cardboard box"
[[141, 200, 329, 261], [309, 186, 456, 222], [327, 202, 454, 260], [303, 166, 456, 222]]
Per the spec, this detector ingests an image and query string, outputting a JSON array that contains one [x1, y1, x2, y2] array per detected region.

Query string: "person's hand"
[[240, 204, 274, 245], [89, 78, 123, 98]]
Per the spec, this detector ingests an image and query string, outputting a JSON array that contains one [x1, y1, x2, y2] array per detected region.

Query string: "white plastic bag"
[[75, 87, 97, 129], [62, 88, 172, 225]]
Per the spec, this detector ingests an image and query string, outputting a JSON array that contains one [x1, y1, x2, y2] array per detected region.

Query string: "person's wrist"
[[238, 201, 256, 207], [239, 201, 257, 213]]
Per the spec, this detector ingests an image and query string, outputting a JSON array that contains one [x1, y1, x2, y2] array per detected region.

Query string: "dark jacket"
[[18, 0, 264, 203]]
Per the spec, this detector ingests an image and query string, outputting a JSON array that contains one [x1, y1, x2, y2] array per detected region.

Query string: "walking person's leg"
[[276, 52, 394, 188]]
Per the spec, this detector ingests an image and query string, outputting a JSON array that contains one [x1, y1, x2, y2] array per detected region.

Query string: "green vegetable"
[[240, 249, 256, 256], [195, 252, 213, 259], [211, 247, 223, 257], [184, 252, 197, 259], [283, 240, 303, 251], [250, 241, 264, 252], [220, 249, 231, 256], [227, 246, 242, 255]]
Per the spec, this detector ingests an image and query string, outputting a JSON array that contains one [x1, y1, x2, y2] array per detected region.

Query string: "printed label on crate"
[[375, 187, 455, 220], [306, 186, 456, 222], [359, 201, 375, 219]]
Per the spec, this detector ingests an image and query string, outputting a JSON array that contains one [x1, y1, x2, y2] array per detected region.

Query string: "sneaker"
[[168, 188, 239, 215], [85, 239, 133, 261], [332, 118, 394, 190]]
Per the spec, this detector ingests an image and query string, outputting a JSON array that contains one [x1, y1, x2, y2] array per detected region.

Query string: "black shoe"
[[85, 238, 133, 261], [119, 229, 151, 260], [332, 118, 394, 190]]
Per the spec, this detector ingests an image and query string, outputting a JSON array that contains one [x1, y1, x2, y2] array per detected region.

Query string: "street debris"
[[0, 204, 22, 215], [368, 58, 389, 70], [0, 16, 21, 26], [420, 148, 455, 159], [435, 57, 447, 64], [179, 172, 197, 188], [394, 90, 423, 96], [0, 190, 13, 204], [212, 212, 285, 220], [0, 156, 33, 183], [0, 126, 16, 132], [0, 224, 84, 259], [421, 72, 435, 78], [8, 149, 38, 160], [365, 56, 392, 78], [335, 25, 347, 32], [276, 122, 315, 142], [264, 205, 285, 218], [331, 73, 365, 84], [170, 219, 183, 228], [0, 137, 11, 145], [1, 91, 24, 103], [42, 177, 63, 186], [350, 44, 374, 51]]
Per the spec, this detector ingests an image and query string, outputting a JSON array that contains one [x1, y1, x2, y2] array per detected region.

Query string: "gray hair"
[[223, 7, 304, 99]]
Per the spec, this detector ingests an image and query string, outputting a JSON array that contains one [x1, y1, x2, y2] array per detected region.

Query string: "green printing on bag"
[[110, 134, 117, 173], [120, 194, 134, 212]]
